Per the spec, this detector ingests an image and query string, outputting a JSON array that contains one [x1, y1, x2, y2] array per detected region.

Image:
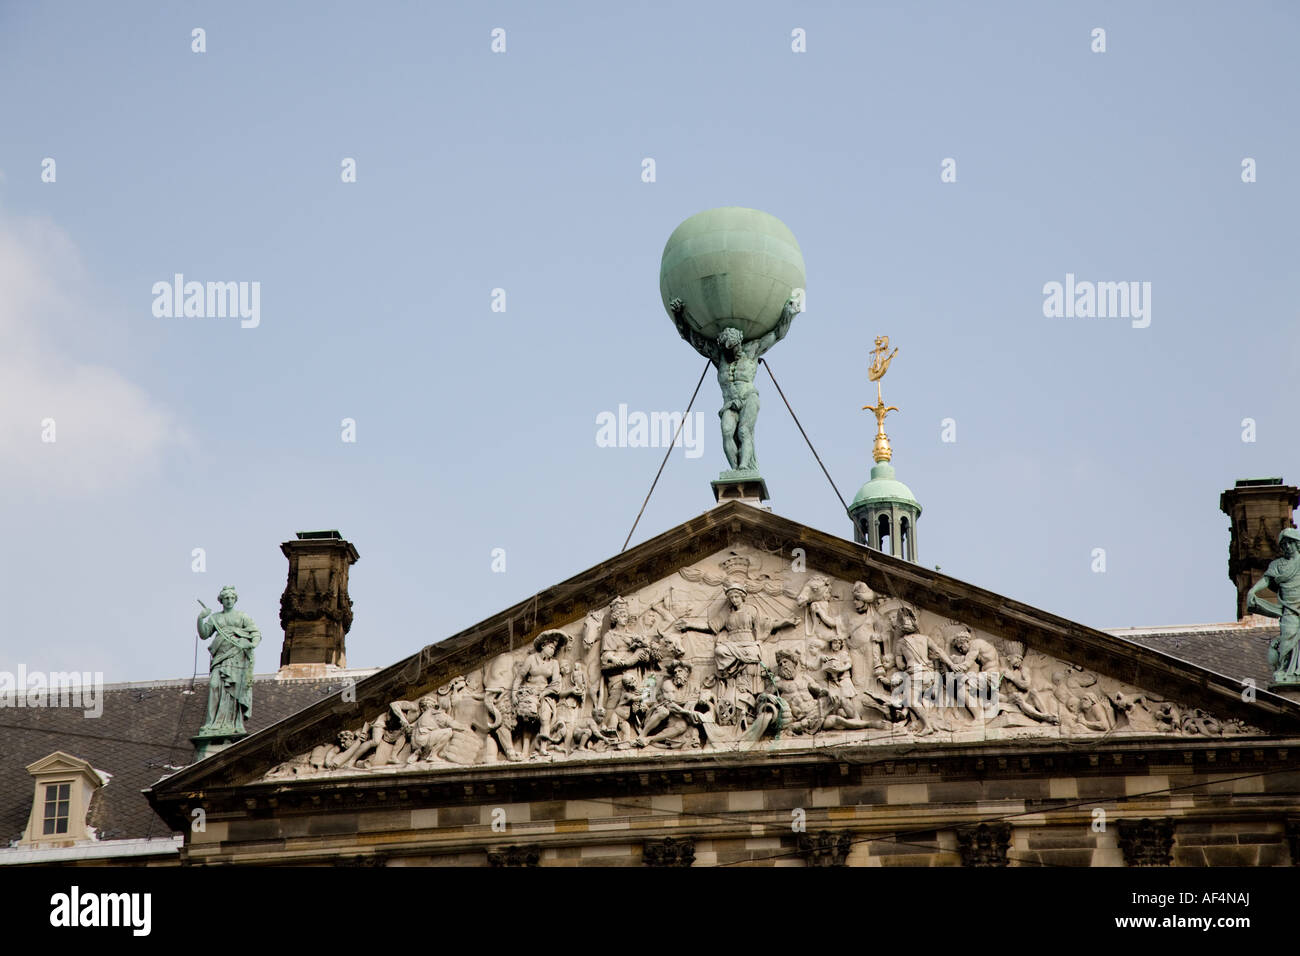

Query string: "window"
[[42, 782, 71, 835], [900, 517, 911, 561], [22, 752, 104, 846], [877, 514, 891, 555]]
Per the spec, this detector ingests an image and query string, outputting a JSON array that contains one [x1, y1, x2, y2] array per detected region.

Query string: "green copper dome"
[[659, 207, 806, 342], [850, 462, 921, 512]]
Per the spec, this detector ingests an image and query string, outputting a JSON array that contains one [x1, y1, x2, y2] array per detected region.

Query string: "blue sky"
[[1, 1, 1296, 681]]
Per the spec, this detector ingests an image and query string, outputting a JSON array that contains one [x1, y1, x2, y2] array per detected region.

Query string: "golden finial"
[[862, 336, 899, 462], [867, 336, 898, 392]]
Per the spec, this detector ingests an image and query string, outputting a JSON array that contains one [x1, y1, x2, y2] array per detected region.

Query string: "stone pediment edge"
[[146, 502, 1300, 800]]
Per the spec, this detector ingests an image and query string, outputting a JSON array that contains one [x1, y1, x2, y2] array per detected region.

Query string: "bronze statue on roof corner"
[[1247, 527, 1300, 685]]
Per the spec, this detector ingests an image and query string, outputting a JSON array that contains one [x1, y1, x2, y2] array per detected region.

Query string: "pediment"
[[26, 751, 100, 782], [150, 503, 1300, 796]]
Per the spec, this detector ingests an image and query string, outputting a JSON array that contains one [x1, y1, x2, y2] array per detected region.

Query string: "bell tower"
[[847, 336, 921, 562]]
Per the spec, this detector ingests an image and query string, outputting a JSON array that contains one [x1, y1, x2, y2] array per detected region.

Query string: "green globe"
[[660, 207, 806, 342]]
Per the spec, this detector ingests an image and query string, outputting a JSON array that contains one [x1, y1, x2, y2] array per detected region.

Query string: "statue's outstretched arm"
[[768, 614, 800, 635], [753, 297, 799, 356], [674, 616, 712, 634], [929, 640, 958, 672]]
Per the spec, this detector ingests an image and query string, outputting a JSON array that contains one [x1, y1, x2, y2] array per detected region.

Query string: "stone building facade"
[[135, 503, 1300, 867], [6, 483, 1299, 867]]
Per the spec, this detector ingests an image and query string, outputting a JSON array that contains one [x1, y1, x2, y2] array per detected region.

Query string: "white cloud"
[[0, 211, 188, 494]]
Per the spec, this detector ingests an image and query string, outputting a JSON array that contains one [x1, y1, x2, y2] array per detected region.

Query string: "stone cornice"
[[149, 733, 1300, 832]]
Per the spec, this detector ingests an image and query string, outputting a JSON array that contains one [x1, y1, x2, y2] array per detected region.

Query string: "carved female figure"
[[676, 580, 797, 726], [596, 597, 652, 713], [511, 630, 567, 757]]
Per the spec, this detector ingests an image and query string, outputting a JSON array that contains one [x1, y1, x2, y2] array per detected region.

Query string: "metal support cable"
[[760, 358, 852, 517], [622, 360, 710, 552]]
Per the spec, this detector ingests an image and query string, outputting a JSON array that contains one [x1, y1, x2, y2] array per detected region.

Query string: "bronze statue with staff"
[[195, 586, 262, 736]]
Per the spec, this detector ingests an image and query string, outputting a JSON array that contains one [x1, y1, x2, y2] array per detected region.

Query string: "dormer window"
[[20, 752, 104, 847]]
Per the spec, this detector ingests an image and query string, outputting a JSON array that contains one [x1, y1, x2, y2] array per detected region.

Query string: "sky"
[[0, 1, 1297, 683]]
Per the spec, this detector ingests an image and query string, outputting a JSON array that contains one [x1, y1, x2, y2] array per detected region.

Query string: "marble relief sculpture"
[[396, 695, 469, 764], [887, 603, 959, 736], [511, 630, 567, 758], [994, 643, 1060, 727], [638, 661, 714, 749], [746, 649, 889, 744], [846, 582, 892, 704], [592, 597, 652, 719], [675, 579, 798, 728], [263, 549, 1256, 781]]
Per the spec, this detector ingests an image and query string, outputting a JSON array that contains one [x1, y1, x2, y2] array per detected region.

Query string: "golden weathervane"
[[862, 335, 899, 463]]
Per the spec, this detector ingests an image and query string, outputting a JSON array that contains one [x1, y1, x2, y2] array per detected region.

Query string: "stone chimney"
[[278, 530, 360, 676], [1220, 478, 1298, 619]]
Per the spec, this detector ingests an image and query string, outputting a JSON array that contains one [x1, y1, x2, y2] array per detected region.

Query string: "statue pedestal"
[[712, 474, 770, 507], [192, 730, 247, 762]]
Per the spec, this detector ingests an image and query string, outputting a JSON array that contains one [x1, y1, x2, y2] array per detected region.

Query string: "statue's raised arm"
[[669, 297, 720, 364], [751, 296, 800, 357]]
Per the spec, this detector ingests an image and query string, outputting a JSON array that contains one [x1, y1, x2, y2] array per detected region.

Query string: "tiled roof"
[[1107, 620, 1279, 688], [0, 672, 370, 845]]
